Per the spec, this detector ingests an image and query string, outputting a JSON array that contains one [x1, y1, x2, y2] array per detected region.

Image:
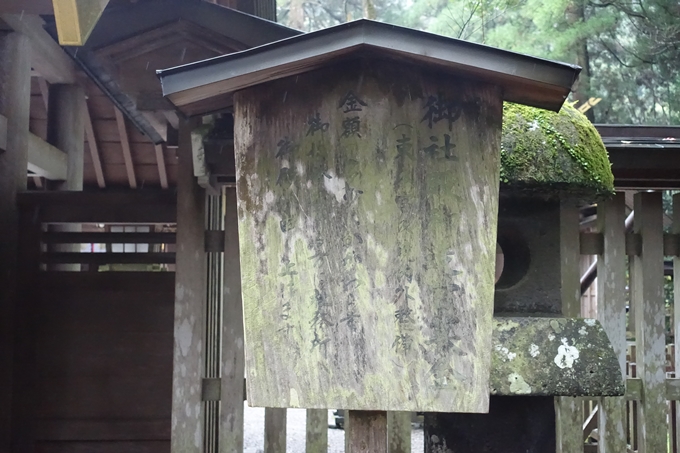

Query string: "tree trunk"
[[363, 0, 376, 19], [566, 1, 593, 120]]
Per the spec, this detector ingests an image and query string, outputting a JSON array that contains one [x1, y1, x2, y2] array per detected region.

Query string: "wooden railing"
[[574, 191, 678, 453]]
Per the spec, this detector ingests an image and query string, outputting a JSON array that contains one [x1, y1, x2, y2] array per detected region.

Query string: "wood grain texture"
[[306, 409, 328, 453], [235, 59, 502, 412], [632, 192, 666, 453], [220, 188, 246, 453], [347, 411, 387, 453], [597, 193, 628, 453], [47, 84, 86, 271], [0, 31, 31, 452], [264, 408, 286, 453], [114, 107, 137, 188], [83, 96, 106, 188], [171, 118, 206, 453], [675, 193, 680, 451], [555, 202, 583, 453], [47, 84, 85, 190], [387, 412, 411, 453]]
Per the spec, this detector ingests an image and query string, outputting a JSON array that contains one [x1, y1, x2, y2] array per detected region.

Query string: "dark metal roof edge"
[[595, 123, 680, 128], [66, 46, 166, 145], [157, 19, 581, 97]]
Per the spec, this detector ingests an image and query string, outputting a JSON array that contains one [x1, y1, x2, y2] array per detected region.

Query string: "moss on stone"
[[500, 102, 614, 201]]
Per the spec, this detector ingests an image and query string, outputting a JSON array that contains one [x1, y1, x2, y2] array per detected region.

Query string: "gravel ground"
[[243, 403, 424, 453]]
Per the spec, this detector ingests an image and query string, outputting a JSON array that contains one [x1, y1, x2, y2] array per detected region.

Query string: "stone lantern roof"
[[500, 102, 615, 201]]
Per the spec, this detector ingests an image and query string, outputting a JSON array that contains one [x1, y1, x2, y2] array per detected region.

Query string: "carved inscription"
[[235, 62, 501, 413]]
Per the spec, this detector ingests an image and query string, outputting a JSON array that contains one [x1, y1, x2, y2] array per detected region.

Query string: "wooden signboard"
[[234, 59, 502, 413]]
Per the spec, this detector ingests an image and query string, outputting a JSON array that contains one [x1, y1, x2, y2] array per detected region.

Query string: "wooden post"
[[347, 411, 388, 453], [387, 412, 411, 453], [0, 30, 31, 452], [221, 187, 245, 453], [47, 84, 85, 191], [632, 192, 666, 453], [555, 201, 583, 453], [46, 84, 85, 271], [597, 193, 627, 453], [264, 408, 286, 453], [171, 118, 206, 453], [306, 409, 328, 453], [675, 193, 680, 451]]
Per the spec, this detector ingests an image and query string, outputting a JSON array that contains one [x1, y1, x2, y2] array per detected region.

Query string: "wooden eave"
[[597, 125, 680, 189], [42, 0, 300, 144], [22, 0, 298, 190], [158, 19, 582, 117]]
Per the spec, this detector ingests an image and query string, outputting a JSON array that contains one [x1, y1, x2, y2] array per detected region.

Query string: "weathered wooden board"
[[632, 192, 666, 453], [234, 60, 502, 412]]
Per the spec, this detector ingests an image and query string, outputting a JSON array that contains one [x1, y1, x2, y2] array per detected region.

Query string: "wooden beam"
[[675, 193, 680, 450], [43, 231, 175, 244], [155, 143, 169, 189], [47, 84, 85, 190], [555, 202, 583, 453], [1, 14, 76, 84], [17, 191, 177, 224], [37, 77, 49, 111], [41, 252, 175, 265], [114, 107, 137, 189], [387, 412, 411, 453], [0, 113, 7, 151], [27, 132, 67, 180], [52, 0, 110, 46], [171, 118, 206, 453], [141, 111, 168, 142], [347, 411, 387, 453], [632, 192, 666, 453], [264, 408, 286, 453], [83, 97, 105, 188], [0, 30, 32, 453], [220, 188, 245, 453], [163, 110, 180, 131], [596, 193, 628, 453], [306, 409, 328, 453], [31, 176, 43, 189]]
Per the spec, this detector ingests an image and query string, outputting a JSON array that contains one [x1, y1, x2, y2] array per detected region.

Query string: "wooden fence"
[[248, 190, 679, 453], [573, 191, 679, 453]]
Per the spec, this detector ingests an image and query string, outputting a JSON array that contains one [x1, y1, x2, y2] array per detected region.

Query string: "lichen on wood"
[[500, 102, 614, 201], [234, 59, 502, 412]]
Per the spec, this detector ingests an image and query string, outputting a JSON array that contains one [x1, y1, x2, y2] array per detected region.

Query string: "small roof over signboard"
[[158, 19, 582, 117]]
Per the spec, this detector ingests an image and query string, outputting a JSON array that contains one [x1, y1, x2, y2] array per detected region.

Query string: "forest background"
[[276, 0, 680, 125]]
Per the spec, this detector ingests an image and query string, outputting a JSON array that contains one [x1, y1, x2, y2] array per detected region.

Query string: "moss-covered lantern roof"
[[500, 102, 614, 201]]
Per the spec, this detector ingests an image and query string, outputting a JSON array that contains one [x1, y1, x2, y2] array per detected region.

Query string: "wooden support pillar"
[[47, 84, 85, 190], [674, 194, 680, 451], [387, 412, 411, 453], [220, 187, 245, 453], [632, 192, 666, 453], [0, 30, 31, 453], [597, 193, 627, 453], [171, 117, 206, 453], [347, 411, 388, 453], [264, 408, 286, 453], [306, 409, 328, 453], [555, 201, 583, 453], [46, 84, 85, 271]]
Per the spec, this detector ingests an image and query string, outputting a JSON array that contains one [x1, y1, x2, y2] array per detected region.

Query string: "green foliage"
[[277, 0, 680, 125]]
